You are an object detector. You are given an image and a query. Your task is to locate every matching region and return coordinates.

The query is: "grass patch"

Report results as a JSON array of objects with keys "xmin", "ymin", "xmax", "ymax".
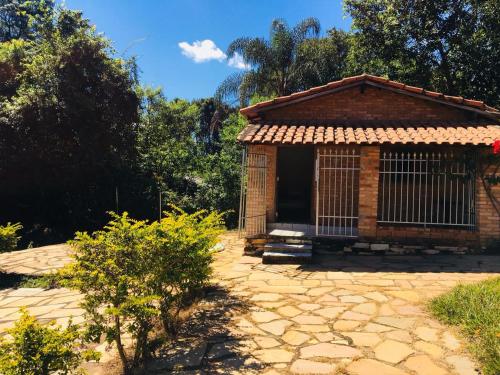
[
  {"xmin": 17, "ymin": 273, "xmax": 62, "ymax": 289},
  {"xmin": 429, "ymin": 277, "xmax": 500, "ymax": 375},
  {"xmin": 0, "ymin": 272, "xmax": 63, "ymax": 290}
]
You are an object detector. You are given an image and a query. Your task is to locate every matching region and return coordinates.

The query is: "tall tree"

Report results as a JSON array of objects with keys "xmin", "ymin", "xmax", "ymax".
[
  {"xmin": 0, "ymin": 8, "xmax": 139, "ymax": 242},
  {"xmin": 0, "ymin": 0, "xmax": 54, "ymax": 42},
  {"xmin": 215, "ymin": 17, "xmax": 321, "ymax": 106},
  {"xmin": 136, "ymin": 88, "xmax": 201, "ymax": 212},
  {"xmin": 296, "ymin": 27, "xmax": 351, "ymax": 90},
  {"xmin": 345, "ymin": 0, "xmax": 500, "ymax": 107}
]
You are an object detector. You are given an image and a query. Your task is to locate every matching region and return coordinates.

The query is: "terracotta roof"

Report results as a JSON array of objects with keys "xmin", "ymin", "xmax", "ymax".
[
  {"xmin": 240, "ymin": 74, "xmax": 500, "ymax": 119},
  {"xmin": 237, "ymin": 121, "xmax": 500, "ymax": 146}
]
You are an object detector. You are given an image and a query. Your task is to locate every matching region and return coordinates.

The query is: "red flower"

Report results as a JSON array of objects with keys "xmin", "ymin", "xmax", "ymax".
[{"xmin": 494, "ymin": 140, "xmax": 500, "ymax": 154}]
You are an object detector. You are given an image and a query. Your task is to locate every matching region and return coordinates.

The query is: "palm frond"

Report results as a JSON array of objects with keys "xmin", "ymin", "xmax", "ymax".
[
  {"xmin": 239, "ymin": 70, "xmax": 263, "ymax": 106},
  {"xmin": 214, "ymin": 72, "xmax": 245, "ymax": 105},
  {"xmin": 270, "ymin": 18, "xmax": 289, "ymax": 37},
  {"xmin": 292, "ymin": 17, "xmax": 321, "ymax": 43},
  {"xmin": 227, "ymin": 37, "xmax": 270, "ymax": 68},
  {"xmin": 226, "ymin": 37, "xmax": 253, "ymax": 57}
]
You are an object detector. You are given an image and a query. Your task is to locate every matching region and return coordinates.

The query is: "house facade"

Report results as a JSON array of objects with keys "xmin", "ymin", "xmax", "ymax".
[{"xmin": 237, "ymin": 75, "xmax": 500, "ymax": 252}]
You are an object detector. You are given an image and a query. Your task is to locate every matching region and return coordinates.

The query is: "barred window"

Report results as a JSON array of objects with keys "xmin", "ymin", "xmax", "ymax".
[{"xmin": 377, "ymin": 148, "xmax": 476, "ymax": 228}]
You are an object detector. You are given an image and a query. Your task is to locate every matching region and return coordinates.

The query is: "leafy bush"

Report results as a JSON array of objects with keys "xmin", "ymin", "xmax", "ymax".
[
  {"xmin": 68, "ymin": 209, "xmax": 224, "ymax": 373},
  {"xmin": 68, "ymin": 213, "xmax": 157, "ymax": 374},
  {"xmin": 148, "ymin": 207, "xmax": 225, "ymax": 335},
  {"xmin": 0, "ymin": 222, "xmax": 22, "ymax": 252},
  {"xmin": 430, "ymin": 277, "xmax": 500, "ymax": 375},
  {"xmin": 0, "ymin": 308, "xmax": 98, "ymax": 375}
]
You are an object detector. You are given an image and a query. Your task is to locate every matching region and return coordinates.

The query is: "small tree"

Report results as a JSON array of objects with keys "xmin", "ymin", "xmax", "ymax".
[
  {"xmin": 0, "ymin": 308, "xmax": 98, "ymax": 375},
  {"xmin": 68, "ymin": 213, "xmax": 158, "ymax": 374},
  {"xmin": 0, "ymin": 222, "xmax": 22, "ymax": 252},
  {"xmin": 147, "ymin": 207, "xmax": 224, "ymax": 336}
]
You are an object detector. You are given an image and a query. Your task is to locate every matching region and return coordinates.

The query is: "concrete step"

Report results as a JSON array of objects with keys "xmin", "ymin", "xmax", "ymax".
[
  {"xmin": 264, "ymin": 243, "xmax": 313, "ymax": 253},
  {"xmin": 262, "ymin": 251, "xmax": 312, "ymax": 264}
]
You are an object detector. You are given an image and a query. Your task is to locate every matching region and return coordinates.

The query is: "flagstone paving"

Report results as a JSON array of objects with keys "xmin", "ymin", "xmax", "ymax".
[
  {"xmin": 206, "ymin": 233, "xmax": 498, "ymax": 374},
  {"xmin": 0, "ymin": 232, "xmax": 499, "ymax": 374},
  {"xmin": 0, "ymin": 243, "xmax": 71, "ymax": 275}
]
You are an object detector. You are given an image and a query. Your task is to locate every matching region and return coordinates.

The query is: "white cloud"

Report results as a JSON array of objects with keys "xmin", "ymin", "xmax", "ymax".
[
  {"xmin": 227, "ymin": 52, "xmax": 251, "ymax": 70},
  {"xmin": 179, "ymin": 40, "xmax": 251, "ymax": 70},
  {"xmin": 178, "ymin": 39, "xmax": 226, "ymax": 63}
]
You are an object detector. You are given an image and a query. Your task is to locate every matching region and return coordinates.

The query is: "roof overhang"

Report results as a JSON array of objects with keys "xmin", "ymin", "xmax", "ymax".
[{"xmin": 237, "ymin": 121, "xmax": 500, "ymax": 146}]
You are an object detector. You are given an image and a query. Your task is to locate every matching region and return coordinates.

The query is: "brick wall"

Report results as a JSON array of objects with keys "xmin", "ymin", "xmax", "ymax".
[
  {"xmin": 358, "ymin": 146, "xmax": 380, "ymax": 238},
  {"xmin": 477, "ymin": 158, "xmax": 500, "ymax": 247},
  {"xmin": 375, "ymin": 226, "xmax": 479, "ymax": 246},
  {"xmin": 263, "ymin": 85, "xmax": 472, "ymax": 122}
]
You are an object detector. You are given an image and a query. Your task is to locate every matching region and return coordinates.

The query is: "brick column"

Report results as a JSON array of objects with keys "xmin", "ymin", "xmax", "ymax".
[
  {"xmin": 476, "ymin": 170, "xmax": 500, "ymax": 248},
  {"xmin": 358, "ymin": 145, "xmax": 380, "ymax": 239}
]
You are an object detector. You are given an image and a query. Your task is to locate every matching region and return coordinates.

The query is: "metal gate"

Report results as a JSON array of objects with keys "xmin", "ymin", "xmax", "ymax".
[
  {"xmin": 238, "ymin": 148, "xmax": 267, "ymax": 237},
  {"xmin": 316, "ymin": 147, "xmax": 360, "ymax": 237}
]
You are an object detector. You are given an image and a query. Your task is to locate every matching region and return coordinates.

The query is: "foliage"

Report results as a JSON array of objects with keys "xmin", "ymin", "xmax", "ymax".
[
  {"xmin": 147, "ymin": 206, "xmax": 225, "ymax": 335},
  {"xmin": 216, "ymin": 18, "xmax": 322, "ymax": 106},
  {"xmin": 344, "ymin": 0, "xmax": 500, "ymax": 107},
  {"xmin": 193, "ymin": 113, "xmax": 246, "ymax": 227},
  {"xmin": 17, "ymin": 272, "xmax": 62, "ymax": 289},
  {"xmin": 430, "ymin": 277, "xmax": 500, "ymax": 375},
  {"xmin": 296, "ymin": 28, "xmax": 351, "ymax": 89},
  {"xmin": 136, "ymin": 88, "xmax": 202, "ymax": 214},
  {"xmin": 0, "ymin": 6, "xmax": 139, "ymax": 243},
  {"xmin": 68, "ymin": 209, "xmax": 223, "ymax": 372},
  {"xmin": 68, "ymin": 212, "xmax": 157, "ymax": 373},
  {"xmin": 0, "ymin": 308, "xmax": 99, "ymax": 375},
  {"xmin": 0, "ymin": 222, "xmax": 22, "ymax": 252},
  {"xmin": 0, "ymin": 0, "xmax": 54, "ymax": 42}
]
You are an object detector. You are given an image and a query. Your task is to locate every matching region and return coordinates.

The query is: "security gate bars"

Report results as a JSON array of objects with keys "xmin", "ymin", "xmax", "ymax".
[
  {"xmin": 238, "ymin": 149, "xmax": 267, "ymax": 237},
  {"xmin": 316, "ymin": 147, "xmax": 360, "ymax": 237},
  {"xmin": 378, "ymin": 151, "xmax": 476, "ymax": 228}
]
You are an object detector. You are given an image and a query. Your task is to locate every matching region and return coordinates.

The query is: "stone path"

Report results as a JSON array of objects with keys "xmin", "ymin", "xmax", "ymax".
[
  {"xmin": 0, "ymin": 287, "xmax": 84, "ymax": 332},
  {"xmin": 204, "ymin": 233, "xmax": 499, "ymax": 374},
  {"xmin": 0, "ymin": 243, "xmax": 83, "ymax": 334},
  {"xmin": 0, "ymin": 243, "xmax": 71, "ymax": 275},
  {"xmin": 1, "ymin": 233, "xmax": 499, "ymax": 374}
]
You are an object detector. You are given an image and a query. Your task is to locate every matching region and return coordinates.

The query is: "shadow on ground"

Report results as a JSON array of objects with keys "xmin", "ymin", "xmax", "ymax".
[
  {"xmin": 142, "ymin": 285, "xmax": 265, "ymax": 374},
  {"xmin": 254, "ymin": 254, "xmax": 500, "ymax": 275}
]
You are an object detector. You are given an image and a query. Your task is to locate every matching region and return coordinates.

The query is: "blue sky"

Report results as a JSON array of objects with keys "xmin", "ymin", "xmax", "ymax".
[{"xmin": 63, "ymin": 0, "xmax": 351, "ymax": 100}]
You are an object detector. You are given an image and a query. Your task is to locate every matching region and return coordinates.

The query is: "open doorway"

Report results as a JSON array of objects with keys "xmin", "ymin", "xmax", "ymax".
[{"xmin": 277, "ymin": 146, "xmax": 314, "ymax": 223}]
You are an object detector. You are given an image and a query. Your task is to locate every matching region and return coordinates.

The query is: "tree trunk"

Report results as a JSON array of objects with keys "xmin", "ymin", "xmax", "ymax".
[{"xmin": 114, "ymin": 315, "xmax": 130, "ymax": 374}]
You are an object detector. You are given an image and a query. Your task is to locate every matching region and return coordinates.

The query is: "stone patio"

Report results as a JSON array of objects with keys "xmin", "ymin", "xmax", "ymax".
[
  {"xmin": 0, "ymin": 243, "xmax": 71, "ymax": 275},
  {"xmin": 1, "ymin": 232, "xmax": 499, "ymax": 374}
]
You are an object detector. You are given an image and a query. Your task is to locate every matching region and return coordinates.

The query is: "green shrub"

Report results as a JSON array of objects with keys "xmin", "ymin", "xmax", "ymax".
[
  {"xmin": 0, "ymin": 308, "xmax": 98, "ymax": 375},
  {"xmin": 148, "ymin": 207, "xmax": 225, "ymax": 335},
  {"xmin": 68, "ymin": 208, "xmax": 224, "ymax": 373},
  {"xmin": 430, "ymin": 277, "xmax": 500, "ymax": 375},
  {"xmin": 68, "ymin": 212, "xmax": 158, "ymax": 374},
  {"xmin": 0, "ymin": 222, "xmax": 22, "ymax": 252}
]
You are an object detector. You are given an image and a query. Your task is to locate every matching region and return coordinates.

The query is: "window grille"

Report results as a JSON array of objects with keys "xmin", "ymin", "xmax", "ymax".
[{"xmin": 378, "ymin": 151, "xmax": 476, "ymax": 228}]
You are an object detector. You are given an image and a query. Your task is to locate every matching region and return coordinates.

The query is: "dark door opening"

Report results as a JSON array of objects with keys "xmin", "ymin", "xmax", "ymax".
[{"xmin": 277, "ymin": 146, "xmax": 314, "ymax": 223}]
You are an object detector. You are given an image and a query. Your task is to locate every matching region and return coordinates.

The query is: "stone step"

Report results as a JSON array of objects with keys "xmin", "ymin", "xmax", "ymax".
[
  {"xmin": 264, "ymin": 243, "xmax": 313, "ymax": 253},
  {"xmin": 267, "ymin": 236, "xmax": 313, "ymax": 245},
  {"xmin": 262, "ymin": 251, "xmax": 312, "ymax": 264}
]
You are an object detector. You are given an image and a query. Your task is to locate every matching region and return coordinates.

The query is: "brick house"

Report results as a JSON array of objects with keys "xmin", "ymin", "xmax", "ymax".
[{"xmin": 237, "ymin": 74, "xmax": 500, "ymax": 261}]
